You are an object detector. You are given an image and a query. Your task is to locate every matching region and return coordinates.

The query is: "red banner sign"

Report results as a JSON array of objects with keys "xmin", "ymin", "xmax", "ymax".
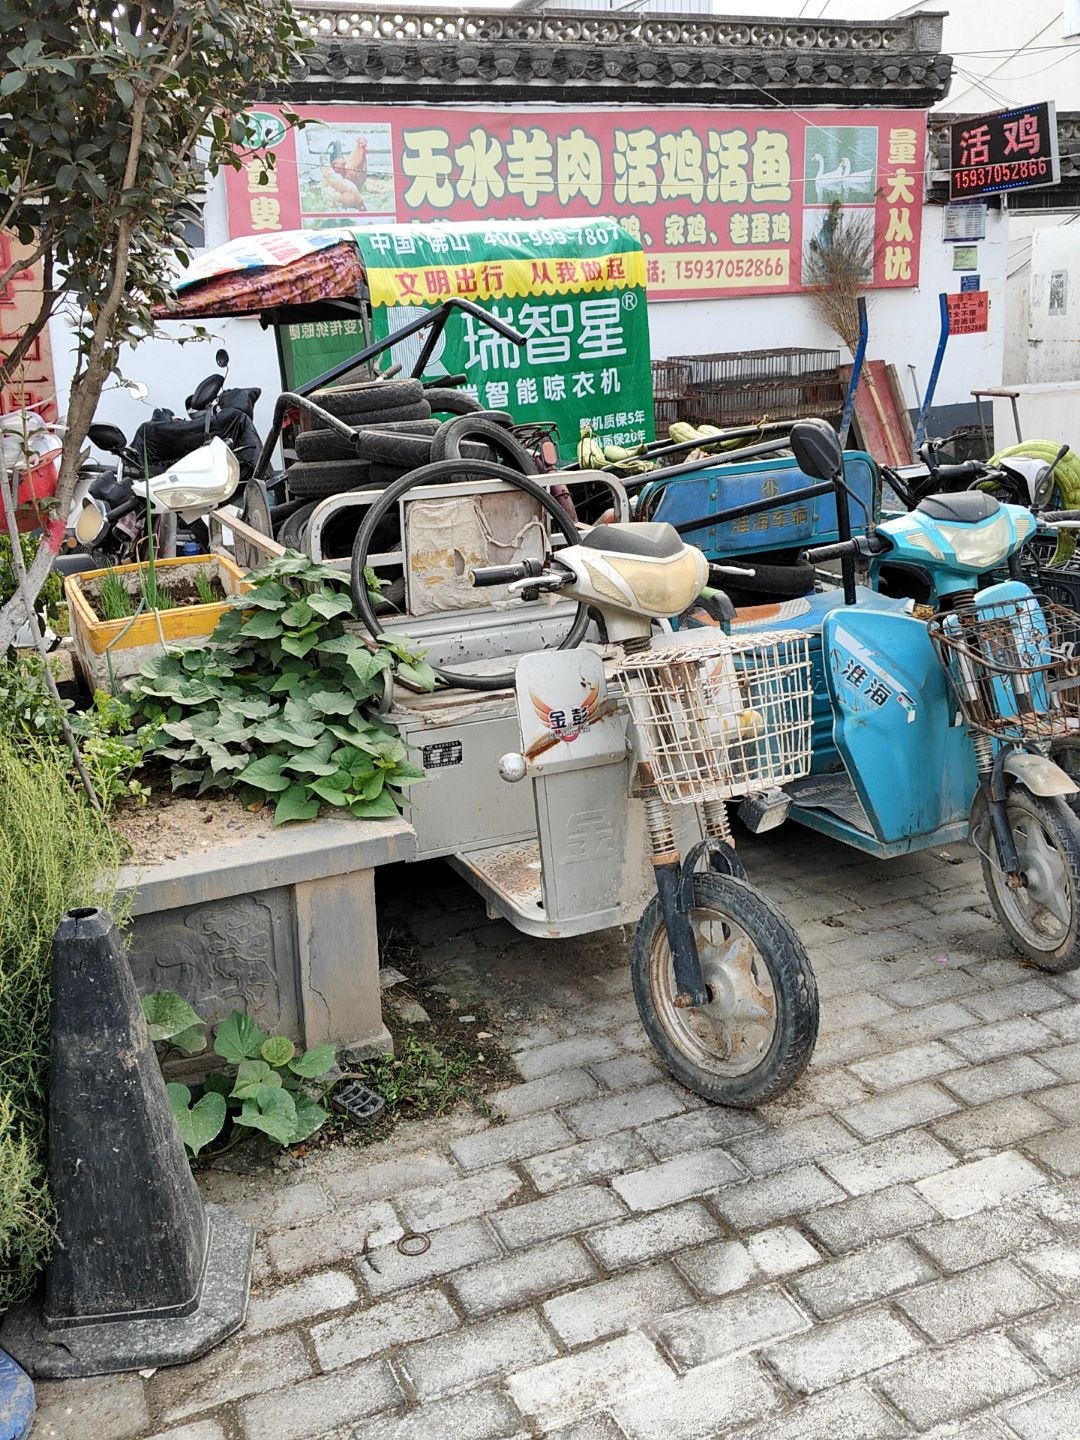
[
  {"xmin": 946, "ymin": 290, "xmax": 990, "ymax": 335},
  {"xmin": 225, "ymin": 104, "xmax": 925, "ymax": 302}
]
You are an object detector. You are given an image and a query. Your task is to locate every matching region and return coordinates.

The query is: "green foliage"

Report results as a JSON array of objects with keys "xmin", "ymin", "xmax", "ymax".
[
  {"xmin": 362, "ymin": 1035, "xmax": 479, "ymax": 1120},
  {"xmin": 0, "ymin": 655, "xmax": 154, "ymax": 808},
  {"xmin": 0, "ymin": 533, "xmax": 62, "ymax": 625},
  {"xmin": 130, "ymin": 554, "xmax": 434, "ymax": 824},
  {"xmin": 0, "ymin": 736, "xmax": 126, "ymax": 1308},
  {"xmin": 143, "ymin": 994, "xmax": 337, "ymax": 1157},
  {"xmin": 97, "ymin": 568, "xmax": 135, "ymax": 622},
  {"xmin": 194, "ymin": 570, "xmax": 216, "ymax": 607}
]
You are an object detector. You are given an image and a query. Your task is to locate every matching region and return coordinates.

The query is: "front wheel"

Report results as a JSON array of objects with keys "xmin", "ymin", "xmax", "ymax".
[
  {"xmin": 631, "ymin": 873, "xmax": 818, "ymax": 1107},
  {"xmin": 976, "ymin": 784, "xmax": 1080, "ymax": 973}
]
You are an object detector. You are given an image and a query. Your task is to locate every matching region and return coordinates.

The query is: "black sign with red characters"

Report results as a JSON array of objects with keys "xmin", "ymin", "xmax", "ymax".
[{"xmin": 950, "ymin": 102, "xmax": 1061, "ymax": 199}]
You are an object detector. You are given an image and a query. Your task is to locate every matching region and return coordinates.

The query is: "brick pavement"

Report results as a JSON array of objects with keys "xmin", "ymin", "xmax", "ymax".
[{"xmin": 29, "ymin": 831, "xmax": 1080, "ymax": 1439}]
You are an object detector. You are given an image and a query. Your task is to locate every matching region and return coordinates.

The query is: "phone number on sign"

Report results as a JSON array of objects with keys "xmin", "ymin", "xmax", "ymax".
[
  {"xmin": 650, "ymin": 249, "xmax": 790, "ymax": 292},
  {"xmin": 955, "ymin": 157, "xmax": 1050, "ymax": 190}
]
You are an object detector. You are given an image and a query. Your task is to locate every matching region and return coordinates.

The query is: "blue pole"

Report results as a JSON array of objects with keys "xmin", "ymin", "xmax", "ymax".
[
  {"xmin": 914, "ymin": 293, "xmax": 950, "ymax": 457},
  {"xmin": 838, "ymin": 296, "xmax": 868, "ymax": 448}
]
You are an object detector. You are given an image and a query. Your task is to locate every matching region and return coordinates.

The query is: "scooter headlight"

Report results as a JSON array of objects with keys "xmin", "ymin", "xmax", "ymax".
[{"xmin": 947, "ymin": 513, "xmax": 1013, "ymax": 570}]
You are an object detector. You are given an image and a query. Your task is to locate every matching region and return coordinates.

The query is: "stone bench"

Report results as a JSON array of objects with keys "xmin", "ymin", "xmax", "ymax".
[{"xmin": 118, "ymin": 817, "xmax": 416, "ymax": 1057}]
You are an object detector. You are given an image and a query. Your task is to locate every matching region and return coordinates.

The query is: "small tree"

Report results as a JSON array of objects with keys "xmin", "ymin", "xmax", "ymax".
[
  {"xmin": 801, "ymin": 201, "xmax": 878, "ymax": 356},
  {"xmin": 0, "ymin": 0, "xmax": 310, "ymax": 650}
]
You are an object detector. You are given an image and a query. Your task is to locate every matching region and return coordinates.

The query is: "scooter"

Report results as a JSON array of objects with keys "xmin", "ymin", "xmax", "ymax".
[{"xmin": 722, "ymin": 419, "xmax": 1080, "ymax": 974}]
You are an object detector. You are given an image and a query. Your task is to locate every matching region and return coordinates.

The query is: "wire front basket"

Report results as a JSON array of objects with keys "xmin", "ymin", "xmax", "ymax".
[
  {"xmin": 928, "ymin": 595, "xmax": 1080, "ymax": 746},
  {"xmin": 616, "ymin": 630, "xmax": 814, "ymax": 805}
]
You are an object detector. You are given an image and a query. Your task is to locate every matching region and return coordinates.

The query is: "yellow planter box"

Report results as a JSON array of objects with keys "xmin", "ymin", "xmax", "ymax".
[{"xmin": 64, "ymin": 553, "xmax": 249, "ymax": 692}]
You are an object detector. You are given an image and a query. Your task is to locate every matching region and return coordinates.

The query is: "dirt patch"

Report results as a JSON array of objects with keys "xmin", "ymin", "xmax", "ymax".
[{"xmin": 111, "ymin": 788, "xmax": 278, "ymax": 865}]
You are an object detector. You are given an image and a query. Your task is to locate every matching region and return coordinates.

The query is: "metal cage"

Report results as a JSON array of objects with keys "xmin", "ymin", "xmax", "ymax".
[
  {"xmin": 616, "ymin": 630, "xmax": 814, "ymax": 805},
  {"xmin": 928, "ymin": 596, "xmax": 1080, "ymax": 747}
]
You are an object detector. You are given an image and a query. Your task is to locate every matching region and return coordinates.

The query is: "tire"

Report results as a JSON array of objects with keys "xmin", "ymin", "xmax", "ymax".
[
  {"xmin": 310, "ymin": 379, "xmax": 424, "ymax": 416},
  {"xmin": 976, "ymin": 785, "xmax": 1080, "ymax": 972},
  {"xmin": 312, "ymin": 401, "xmax": 433, "ymax": 432},
  {"xmin": 286, "ymin": 459, "xmax": 372, "ymax": 500},
  {"xmin": 430, "ymin": 415, "xmax": 537, "ymax": 474},
  {"xmin": 631, "ymin": 872, "xmax": 819, "ymax": 1106},
  {"xmin": 421, "ymin": 387, "xmax": 485, "ymax": 416},
  {"xmin": 369, "ymin": 463, "xmax": 411, "ymax": 487},
  {"xmin": 276, "ymin": 500, "xmax": 319, "ymax": 550},
  {"xmin": 295, "ymin": 419, "xmax": 439, "ymax": 462}
]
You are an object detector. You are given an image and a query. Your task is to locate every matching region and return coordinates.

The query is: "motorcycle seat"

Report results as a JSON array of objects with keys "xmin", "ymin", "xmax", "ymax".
[{"xmin": 917, "ymin": 491, "xmax": 1001, "ymax": 524}]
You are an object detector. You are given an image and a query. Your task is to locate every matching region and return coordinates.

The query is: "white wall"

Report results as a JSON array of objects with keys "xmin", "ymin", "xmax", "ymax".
[
  {"xmin": 992, "ymin": 382, "xmax": 1080, "ymax": 443},
  {"xmin": 647, "ymin": 202, "xmax": 1009, "ymax": 414},
  {"xmin": 1026, "ymin": 222, "xmax": 1080, "ymax": 382}
]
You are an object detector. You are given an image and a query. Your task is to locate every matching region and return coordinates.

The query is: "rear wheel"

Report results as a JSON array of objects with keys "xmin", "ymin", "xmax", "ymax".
[
  {"xmin": 976, "ymin": 784, "xmax": 1080, "ymax": 972},
  {"xmin": 631, "ymin": 873, "xmax": 818, "ymax": 1107}
]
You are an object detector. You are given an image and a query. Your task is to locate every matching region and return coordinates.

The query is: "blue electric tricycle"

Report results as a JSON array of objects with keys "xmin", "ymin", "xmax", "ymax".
[{"xmin": 693, "ymin": 420, "xmax": 1080, "ymax": 974}]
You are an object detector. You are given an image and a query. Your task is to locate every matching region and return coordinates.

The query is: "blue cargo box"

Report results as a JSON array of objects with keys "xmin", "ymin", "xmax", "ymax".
[{"xmin": 647, "ymin": 451, "xmax": 878, "ymax": 558}]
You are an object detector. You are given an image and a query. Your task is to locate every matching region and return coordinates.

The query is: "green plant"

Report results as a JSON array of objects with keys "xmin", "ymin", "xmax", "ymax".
[
  {"xmin": 0, "ymin": 532, "xmax": 63, "ymax": 628},
  {"xmin": 139, "ymin": 568, "xmax": 175, "ymax": 613},
  {"xmin": 0, "ymin": 735, "xmax": 126, "ymax": 1308},
  {"xmin": 130, "ymin": 553, "xmax": 433, "ymax": 824},
  {"xmin": 194, "ymin": 570, "xmax": 216, "ymax": 607},
  {"xmin": 141, "ymin": 992, "xmax": 336, "ymax": 1156},
  {"xmin": 362, "ymin": 1035, "xmax": 479, "ymax": 1119},
  {"xmin": 97, "ymin": 568, "xmax": 135, "ymax": 622}
]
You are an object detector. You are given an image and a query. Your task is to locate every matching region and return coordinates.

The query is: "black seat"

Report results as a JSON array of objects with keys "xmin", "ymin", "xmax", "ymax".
[
  {"xmin": 916, "ymin": 491, "xmax": 1001, "ymax": 524},
  {"xmin": 581, "ymin": 522, "xmax": 683, "ymax": 559}
]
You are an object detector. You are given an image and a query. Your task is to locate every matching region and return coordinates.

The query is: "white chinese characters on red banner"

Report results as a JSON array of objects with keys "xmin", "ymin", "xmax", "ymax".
[{"xmin": 0, "ymin": 236, "xmax": 58, "ymax": 422}]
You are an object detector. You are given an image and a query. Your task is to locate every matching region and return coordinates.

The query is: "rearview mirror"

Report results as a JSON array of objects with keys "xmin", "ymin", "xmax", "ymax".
[
  {"xmin": 215, "ymin": 349, "xmax": 230, "ymax": 370},
  {"xmin": 790, "ymin": 419, "xmax": 844, "ymax": 482},
  {"xmin": 87, "ymin": 423, "xmax": 129, "ymax": 455}
]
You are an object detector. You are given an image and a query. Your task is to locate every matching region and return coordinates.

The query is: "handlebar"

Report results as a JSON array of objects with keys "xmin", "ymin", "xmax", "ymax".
[
  {"xmin": 1043, "ymin": 510, "xmax": 1080, "ymax": 524},
  {"xmin": 470, "ymin": 559, "xmax": 546, "ymax": 587},
  {"xmin": 934, "ymin": 460, "xmax": 983, "ymax": 483},
  {"xmin": 804, "ymin": 534, "xmax": 890, "ymax": 565},
  {"xmin": 105, "ymin": 494, "xmax": 142, "ymax": 524}
]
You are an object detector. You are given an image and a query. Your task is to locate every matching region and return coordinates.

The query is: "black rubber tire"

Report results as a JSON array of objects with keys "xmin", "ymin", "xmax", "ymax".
[
  {"xmin": 632, "ymin": 872, "xmax": 819, "ymax": 1107},
  {"xmin": 310, "ymin": 379, "xmax": 424, "ymax": 416},
  {"xmin": 976, "ymin": 785, "xmax": 1080, "ymax": 973},
  {"xmin": 295, "ymin": 419, "xmax": 440, "ymax": 463},
  {"xmin": 369, "ymin": 463, "xmax": 411, "ymax": 487},
  {"xmin": 349, "ymin": 459, "xmax": 587, "ymax": 691},
  {"xmin": 276, "ymin": 500, "xmax": 319, "ymax": 550},
  {"xmin": 430, "ymin": 415, "xmax": 537, "ymax": 474},
  {"xmin": 421, "ymin": 387, "xmax": 485, "ymax": 416},
  {"xmin": 286, "ymin": 459, "xmax": 372, "ymax": 500},
  {"xmin": 312, "ymin": 401, "xmax": 433, "ymax": 432}
]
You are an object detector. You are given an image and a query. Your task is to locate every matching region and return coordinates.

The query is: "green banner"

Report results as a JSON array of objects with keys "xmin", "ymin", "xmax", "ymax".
[{"xmin": 280, "ymin": 219, "xmax": 654, "ymax": 463}]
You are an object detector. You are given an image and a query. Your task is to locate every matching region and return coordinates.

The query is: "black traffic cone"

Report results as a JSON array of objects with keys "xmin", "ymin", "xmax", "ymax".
[{"xmin": 1, "ymin": 908, "xmax": 253, "ymax": 1379}]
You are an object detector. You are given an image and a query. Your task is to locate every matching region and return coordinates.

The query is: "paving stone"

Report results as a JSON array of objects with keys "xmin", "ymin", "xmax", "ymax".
[
  {"xmin": 514, "ymin": 1035, "xmax": 621, "ymax": 1079},
  {"xmin": 398, "ymin": 1166, "xmax": 525, "ymax": 1232},
  {"xmin": 963, "ymin": 979, "xmax": 1067, "ymax": 1021},
  {"xmin": 144, "ymin": 1426, "xmax": 226, "ymax": 1440},
  {"xmin": 821, "ymin": 1129, "xmax": 955, "ymax": 1197},
  {"xmin": 914, "ymin": 1202, "xmax": 1060, "ymax": 1272},
  {"xmin": 321, "ymin": 1151, "xmax": 457, "ymax": 1205},
  {"xmin": 611, "ymin": 1356, "xmax": 780, "ymax": 1440},
  {"xmin": 1040, "ymin": 1043, "xmax": 1080, "ymax": 1080},
  {"xmin": 564, "ymin": 1084, "xmax": 688, "ymax": 1141},
  {"xmin": 823, "ymin": 990, "xmax": 899, "ymax": 1029},
  {"xmin": 523, "ymin": 1133, "xmax": 653, "ymax": 1194},
  {"xmin": 507, "ymin": 1333, "xmax": 674, "ymax": 1432},
  {"xmin": 1040, "ymin": 1004, "xmax": 1080, "ymax": 1040},
  {"xmin": 402, "ymin": 1308, "xmax": 557, "ymax": 1400},
  {"xmin": 940, "ymin": 1054, "xmax": 1058, "ymax": 1105},
  {"xmin": 873, "ymin": 1332, "xmax": 1043, "ymax": 1429},
  {"xmin": 543, "ymin": 1263, "xmax": 693, "ymax": 1346},
  {"xmin": 1025, "ymin": 1126, "xmax": 1080, "ymax": 1178},
  {"xmin": 451, "ymin": 1113, "xmax": 576, "ymax": 1170},
  {"xmin": 311, "ymin": 1287, "xmax": 459, "ymax": 1370},
  {"xmin": 792, "ymin": 1238, "xmax": 936, "ymax": 1319},
  {"xmin": 1035, "ymin": 1081, "xmax": 1080, "ymax": 1122},
  {"xmin": 1002, "ymin": 1380, "xmax": 1080, "ymax": 1440},
  {"xmin": 1023, "ymin": 1241, "xmax": 1080, "ymax": 1298},
  {"xmin": 493, "ymin": 1182, "xmax": 625, "ymax": 1249},
  {"xmin": 591, "ymin": 1054, "xmax": 663, "ymax": 1091},
  {"xmin": 331, "ymin": 1387, "xmax": 524, "ymax": 1440},
  {"xmin": 724, "ymin": 1115, "xmax": 859, "ymax": 1176},
  {"xmin": 839, "ymin": 1081, "xmax": 960, "ymax": 1141},
  {"xmin": 915, "ymin": 1150, "xmax": 1046, "ymax": 1219},
  {"xmin": 634, "ymin": 1107, "xmax": 760, "ymax": 1158},
  {"xmin": 930, "ymin": 1095, "xmax": 1056, "ymax": 1156},
  {"xmin": 896, "ymin": 1257, "xmax": 1050, "ymax": 1341},
  {"xmin": 869, "ymin": 1000, "xmax": 979, "ymax": 1047},
  {"xmin": 246, "ymin": 1268, "xmax": 358, "ymax": 1334},
  {"xmin": 1012, "ymin": 1302, "xmax": 1080, "ymax": 1378},
  {"xmin": 763, "ymin": 1308, "xmax": 921, "ymax": 1393},
  {"xmin": 711, "ymin": 1164, "xmax": 845, "ymax": 1229},
  {"xmin": 657, "ymin": 1284, "xmax": 808, "ymax": 1369},
  {"xmin": 239, "ymin": 1359, "xmax": 401, "ymax": 1440},
  {"xmin": 545, "ymin": 1419, "xmax": 629, "ymax": 1440},
  {"xmin": 849, "ymin": 1041, "xmax": 966, "ymax": 1091},
  {"xmin": 361, "ymin": 1219, "xmax": 501, "ymax": 1295},
  {"xmin": 674, "ymin": 1237, "xmax": 758, "ymax": 1297},
  {"xmin": 587, "ymin": 1201, "xmax": 722, "ymax": 1271},
  {"xmin": 746, "ymin": 1226, "xmax": 821, "ymax": 1276},
  {"xmin": 450, "ymin": 1237, "xmax": 595, "ymax": 1317},
  {"xmin": 492, "ymin": 1068, "xmax": 599, "ymax": 1119},
  {"xmin": 152, "ymin": 1331, "xmax": 311, "ymax": 1424},
  {"xmin": 265, "ymin": 1198, "xmax": 402, "ymax": 1278},
  {"xmin": 212, "ymin": 1178, "xmax": 332, "ymax": 1235},
  {"xmin": 728, "ymin": 1382, "xmax": 907, "ymax": 1440},
  {"xmin": 610, "ymin": 1149, "xmax": 741, "ymax": 1211},
  {"xmin": 947, "ymin": 1015, "xmax": 1056, "ymax": 1063},
  {"xmin": 31, "ymin": 1375, "xmax": 151, "ymax": 1440},
  {"xmin": 877, "ymin": 970, "xmax": 982, "ymax": 1008}
]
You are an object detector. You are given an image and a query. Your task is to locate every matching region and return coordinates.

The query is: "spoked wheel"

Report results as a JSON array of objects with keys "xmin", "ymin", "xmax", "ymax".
[
  {"xmin": 631, "ymin": 872, "xmax": 818, "ymax": 1107},
  {"xmin": 976, "ymin": 785, "xmax": 1080, "ymax": 972}
]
